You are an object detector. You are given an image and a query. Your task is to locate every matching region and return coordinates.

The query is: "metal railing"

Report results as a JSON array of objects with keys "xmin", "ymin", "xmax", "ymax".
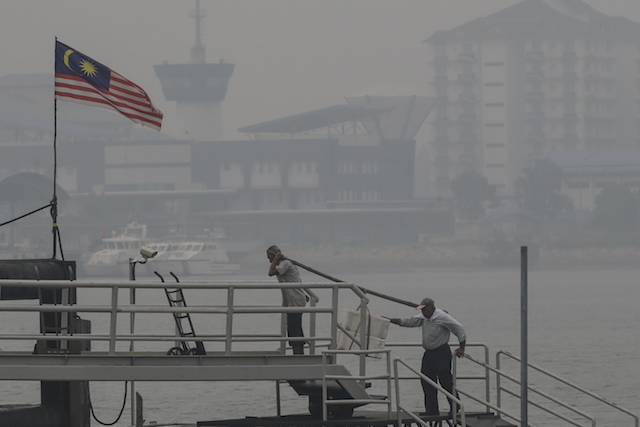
[
  {"xmin": 321, "ymin": 348, "xmax": 392, "ymax": 421},
  {"xmin": 387, "ymin": 341, "xmax": 492, "ymax": 410},
  {"xmin": 497, "ymin": 350, "xmax": 639, "ymax": 427},
  {"xmin": 0, "ymin": 279, "xmax": 369, "ymax": 356},
  {"xmin": 386, "ymin": 341, "xmax": 637, "ymax": 427},
  {"xmin": 394, "ymin": 357, "xmax": 467, "ymax": 427}
]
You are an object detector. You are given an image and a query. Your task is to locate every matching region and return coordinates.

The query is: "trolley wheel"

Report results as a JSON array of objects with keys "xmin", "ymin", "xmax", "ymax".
[
  {"xmin": 331, "ymin": 405, "xmax": 354, "ymax": 418},
  {"xmin": 167, "ymin": 346, "xmax": 184, "ymax": 355},
  {"xmin": 308, "ymin": 396, "xmax": 354, "ymax": 419},
  {"xmin": 187, "ymin": 347, "xmax": 199, "ymax": 355},
  {"xmin": 308, "ymin": 396, "xmax": 322, "ymax": 418}
]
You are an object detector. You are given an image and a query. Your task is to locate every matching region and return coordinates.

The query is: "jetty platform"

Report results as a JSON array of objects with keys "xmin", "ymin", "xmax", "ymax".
[{"xmin": 0, "ymin": 276, "xmax": 637, "ymax": 427}]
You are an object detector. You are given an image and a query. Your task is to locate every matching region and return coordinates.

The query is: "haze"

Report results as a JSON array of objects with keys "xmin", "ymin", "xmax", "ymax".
[{"xmin": 1, "ymin": 0, "xmax": 637, "ymax": 140}]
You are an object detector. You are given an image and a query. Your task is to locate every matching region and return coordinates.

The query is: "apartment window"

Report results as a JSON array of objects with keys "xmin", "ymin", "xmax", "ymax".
[
  {"xmin": 486, "ymin": 143, "xmax": 505, "ymax": 147},
  {"xmin": 485, "ymin": 103, "xmax": 504, "ymax": 107},
  {"xmin": 485, "ymin": 62, "xmax": 504, "ymax": 67},
  {"xmin": 486, "ymin": 164, "xmax": 505, "ymax": 168},
  {"xmin": 486, "ymin": 123, "xmax": 505, "ymax": 127},
  {"xmin": 361, "ymin": 161, "xmax": 379, "ymax": 174},
  {"xmin": 485, "ymin": 82, "xmax": 504, "ymax": 87}
]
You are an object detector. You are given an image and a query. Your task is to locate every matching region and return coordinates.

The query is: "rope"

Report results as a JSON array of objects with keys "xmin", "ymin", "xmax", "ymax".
[
  {"xmin": 89, "ymin": 381, "xmax": 129, "ymax": 426},
  {"xmin": 0, "ymin": 203, "xmax": 51, "ymax": 228}
]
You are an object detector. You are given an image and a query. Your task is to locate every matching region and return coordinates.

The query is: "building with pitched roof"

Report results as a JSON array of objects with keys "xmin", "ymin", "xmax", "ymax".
[{"xmin": 423, "ymin": 0, "xmax": 640, "ymax": 197}]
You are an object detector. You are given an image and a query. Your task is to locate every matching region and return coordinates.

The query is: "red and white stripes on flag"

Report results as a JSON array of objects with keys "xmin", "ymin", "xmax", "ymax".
[
  {"xmin": 55, "ymin": 41, "xmax": 163, "ymax": 131},
  {"xmin": 55, "ymin": 71, "xmax": 163, "ymax": 131}
]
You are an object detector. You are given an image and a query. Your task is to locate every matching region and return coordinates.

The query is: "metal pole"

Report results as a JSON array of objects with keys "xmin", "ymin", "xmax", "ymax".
[
  {"xmin": 521, "ymin": 246, "xmax": 528, "ymax": 427},
  {"xmin": 129, "ymin": 269, "xmax": 136, "ymax": 427}
]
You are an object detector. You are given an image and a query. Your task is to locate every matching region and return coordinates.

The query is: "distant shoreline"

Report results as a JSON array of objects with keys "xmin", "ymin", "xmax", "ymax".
[{"xmin": 237, "ymin": 243, "xmax": 640, "ymax": 271}]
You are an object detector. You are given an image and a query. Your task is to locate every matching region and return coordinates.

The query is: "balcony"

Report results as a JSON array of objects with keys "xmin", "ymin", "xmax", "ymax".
[
  {"xmin": 433, "ymin": 75, "xmax": 448, "ymax": 85},
  {"xmin": 457, "ymin": 73, "xmax": 477, "ymax": 82},
  {"xmin": 458, "ymin": 93, "xmax": 477, "ymax": 103},
  {"xmin": 457, "ymin": 53, "xmax": 477, "ymax": 62},
  {"xmin": 525, "ymin": 91, "xmax": 545, "ymax": 101},
  {"xmin": 432, "ymin": 55, "xmax": 448, "ymax": 64},
  {"xmin": 525, "ymin": 71, "xmax": 545, "ymax": 80},
  {"xmin": 526, "ymin": 111, "xmax": 546, "ymax": 121},
  {"xmin": 458, "ymin": 132, "xmax": 478, "ymax": 143},
  {"xmin": 459, "ymin": 151, "xmax": 477, "ymax": 162},
  {"xmin": 527, "ymin": 131, "xmax": 546, "ymax": 140},
  {"xmin": 524, "ymin": 50, "xmax": 545, "ymax": 61},
  {"xmin": 459, "ymin": 113, "xmax": 477, "ymax": 123}
]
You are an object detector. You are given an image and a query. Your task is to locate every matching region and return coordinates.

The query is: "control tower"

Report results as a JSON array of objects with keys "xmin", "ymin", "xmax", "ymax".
[{"xmin": 154, "ymin": 0, "xmax": 234, "ymax": 141}]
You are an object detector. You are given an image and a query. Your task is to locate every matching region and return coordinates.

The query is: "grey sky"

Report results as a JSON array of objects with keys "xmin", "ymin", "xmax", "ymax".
[{"xmin": 2, "ymin": 0, "xmax": 639, "ymax": 139}]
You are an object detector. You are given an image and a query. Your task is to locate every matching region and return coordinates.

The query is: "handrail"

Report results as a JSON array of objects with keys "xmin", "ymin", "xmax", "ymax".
[
  {"xmin": 0, "ymin": 279, "xmax": 368, "ymax": 357},
  {"xmin": 464, "ymin": 353, "xmax": 592, "ymax": 427},
  {"xmin": 497, "ymin": 350, "xmax": 639, "ymax": 427},
  {"xmin": 388, "ymin": 341, "xmax": 492, "ymax": 409},
  {"xmin": 322, "ymin": 348, "xmax": 392, "ymax": 422},
  {"xmin": 394, "ymin": 358, "xmax": 467, "ymax": 427}
]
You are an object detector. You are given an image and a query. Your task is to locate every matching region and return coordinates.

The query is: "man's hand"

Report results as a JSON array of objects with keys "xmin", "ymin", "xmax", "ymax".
[
  {"xmin": 382, "ymin": 316, "xmax": 399, "ymax": 325},
  {"xmin": 274, "ymin": 252, "xmax": 284, "ymax": 262},
  {"xmin": 455, "ymin": 347, "xmax": 465, "ymax": 358}
]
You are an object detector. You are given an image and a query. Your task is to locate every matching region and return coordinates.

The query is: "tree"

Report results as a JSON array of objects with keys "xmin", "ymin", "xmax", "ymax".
[
  {"xmin": 592, "ymin": 183, "xmax": 640, "ymax": 234},
  {"xmin": 515, "ymin": 158, "xmax": 573, "ymax": 218},
  {"xmin": 450, "ymin": 170, "xmax": 496, "ymax": 221}
]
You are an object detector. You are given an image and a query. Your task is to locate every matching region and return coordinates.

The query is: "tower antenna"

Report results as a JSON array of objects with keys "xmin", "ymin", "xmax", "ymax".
[{"xmin": 190, "ymin": 0, "xmax": 206, "ymax": 64}]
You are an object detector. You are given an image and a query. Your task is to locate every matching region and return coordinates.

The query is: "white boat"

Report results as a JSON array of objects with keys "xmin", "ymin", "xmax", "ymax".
[
  {"xmin": 160, "ymin": 239, "xmax": 240, "ymax": 276},
  {"xmin": 82, "ymin": 222, "xmax": 148, "ymax": 277}
]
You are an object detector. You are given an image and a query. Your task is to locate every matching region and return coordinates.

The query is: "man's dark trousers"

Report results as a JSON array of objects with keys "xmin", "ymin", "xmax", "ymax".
[{"xmin": 420, "ymin": 344, "xmax": 458, "ymax": 414}]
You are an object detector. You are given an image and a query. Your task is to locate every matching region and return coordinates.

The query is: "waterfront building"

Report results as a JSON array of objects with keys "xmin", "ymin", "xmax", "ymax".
[{"xmin": 423, "ymin": 0, "xmax": 640, "ymax": 197}]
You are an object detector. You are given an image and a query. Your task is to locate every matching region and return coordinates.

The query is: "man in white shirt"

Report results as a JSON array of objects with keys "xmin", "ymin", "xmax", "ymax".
[
  {"xmin": 385, "ymin": 297, "xmax": 466, "ymax": 416},
  {"xmin": 267, "ymin": 245, "xmax": 308, "ymax": 355}
]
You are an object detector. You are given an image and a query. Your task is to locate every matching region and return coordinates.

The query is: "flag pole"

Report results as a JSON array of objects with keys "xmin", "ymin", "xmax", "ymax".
[{"xmin": 51, "ymin": 37, "xmax": 61, "ymax": 260}]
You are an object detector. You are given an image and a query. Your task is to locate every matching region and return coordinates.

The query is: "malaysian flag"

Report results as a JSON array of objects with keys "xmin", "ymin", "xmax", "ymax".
[{"xmin": 55, "ymin": 41, "xmax": 163, "ymax": 131}]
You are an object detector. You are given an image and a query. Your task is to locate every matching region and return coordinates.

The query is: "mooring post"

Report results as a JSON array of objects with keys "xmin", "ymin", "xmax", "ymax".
[
  {"xmin": 521, "ymin": 246, "xmax": 528, "ymax": 427},
  {"xmin": 136, "ymin": 392, "xmax": 144, "ymax": 427}
]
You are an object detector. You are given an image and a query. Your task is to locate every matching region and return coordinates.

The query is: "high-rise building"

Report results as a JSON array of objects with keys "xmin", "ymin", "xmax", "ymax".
[{"xmin": 423, "ymin": 0, "xmax": 640, "ymax": 197}]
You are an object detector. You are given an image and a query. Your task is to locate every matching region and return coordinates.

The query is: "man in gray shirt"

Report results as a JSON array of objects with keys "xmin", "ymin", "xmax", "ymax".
[
  {"xmin": 267, "ymin": 245, "xmax": 308, "ymax": 355},
  {"xmin": 385, "ymin": 297, "xmax": 466, "ymax": 416}
]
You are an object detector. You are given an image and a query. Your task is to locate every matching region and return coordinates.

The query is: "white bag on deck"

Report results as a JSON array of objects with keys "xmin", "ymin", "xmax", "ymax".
[{"xmin": 336, "ymin": 308, "xmax": 390, "ymax": 358}]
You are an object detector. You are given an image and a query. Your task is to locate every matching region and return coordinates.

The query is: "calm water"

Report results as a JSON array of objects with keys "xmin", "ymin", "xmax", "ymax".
[{"xmin": 0, "ymin": 266, "xmax": 638, "ymax": 426}]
